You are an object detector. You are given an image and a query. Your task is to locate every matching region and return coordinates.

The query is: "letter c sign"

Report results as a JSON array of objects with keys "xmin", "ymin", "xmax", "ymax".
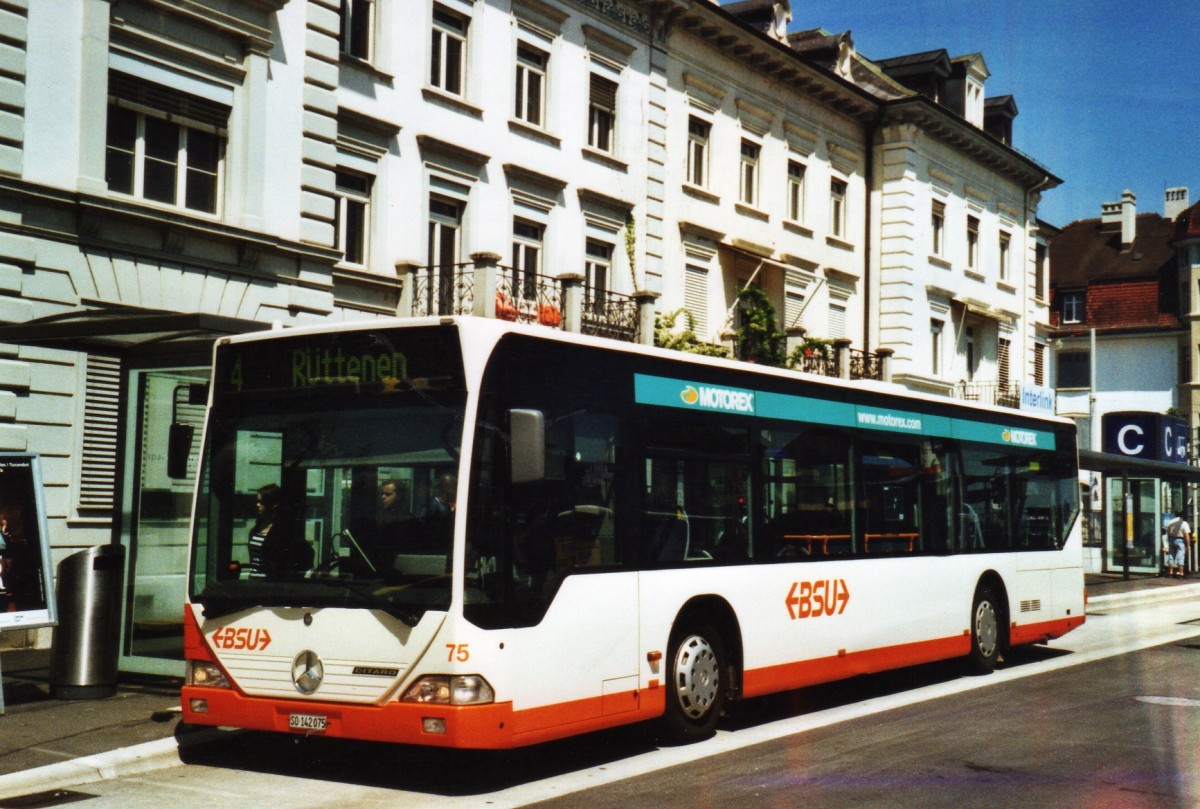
[{"xmin": 1118, "ymin": 424, "xmax": 1144, "ymax": 456}]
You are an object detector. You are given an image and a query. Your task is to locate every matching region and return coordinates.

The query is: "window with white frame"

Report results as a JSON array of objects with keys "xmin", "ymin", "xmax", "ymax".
[
  {"xmin": 787, "ymin": 160, "xmax": 806, "ymax": 222},
  {"xmin": 334, "ymin": 170, "xmax": 371, "ymax": 267},
  {"xmin": 105, "ymin": 72, "xmax": 227, "ymax": 215},
  {"xmin": 1061, "ymin": 290, "xmax": 1084, "ymax": 324},
  {"xmin": 930, "ymin": 318, "xmax": 943, "ymax": 375},
  {"xmin": 514, "ymin": 43, "xmax": 548, "ymax": 127},
  {"xmin": 511, "ymin": 218, "xmax": 543, "ymax": 299},
  {"xmin": 1034, "ymin": 341, "xmax": 1046, "ymax": 386},
  {"xmin": 739, "ymin": 139, "xmax": 760, "ymax": 207},
  {"xmin": 998, "ymin": 231, "xmax": 1011, "ymax": 282},
  {"xmin": 340, "ymin": 0, "xmax": 373, "ymax": 61},
  {"xmin": 784, "ymin": 269, "xmax": 807, "ymax": 329},
  {"xmin": 931, "ymin": 200, "xmax": 945, "ymax": 256},
  {"xmin": 830, "ymin": 178, "xmax": 847, "ymax": 238},
  {"xmin": 588, "ymin": 74, "xmax": 617, "ymax": 153},
  {"xmin": 1035, "ymin": 242, "xmax": 1046, "ymax": 299},
  {"xmin": 687, "ymin": 116, "xmax": 710, "ymax": 188},
  {"xmin": 585, "ymin": 239, "xmax": 612, "ymax": 313},
  {"xmin": 428, "ymin": 195, "xmax": 464, "ymax": 315},
  {"xmin": 966, "ymin": 215, "xmax": 979, "ymax": 269},
  {"xmin": 430, "ymin": 5, "xmax": 467, "ymax": 95},
  {"xmin": 684, "ymin": 264, "xmax": 709, "ymax": 336},
  {"xmin": 829, "ymin": 294, "xmax": 847, "ymax": 338}
]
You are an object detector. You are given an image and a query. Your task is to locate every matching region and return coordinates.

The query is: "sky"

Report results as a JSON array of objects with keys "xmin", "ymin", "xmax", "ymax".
[{"xmin": 776, "ymin": 0, "xmax": 1200, "ymax": 227}]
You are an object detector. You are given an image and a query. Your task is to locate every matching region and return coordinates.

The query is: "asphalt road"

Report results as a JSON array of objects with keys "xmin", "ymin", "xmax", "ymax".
[{"xmin": 9, "ymin": 597, "xmax": 1200, "ymax": 808}]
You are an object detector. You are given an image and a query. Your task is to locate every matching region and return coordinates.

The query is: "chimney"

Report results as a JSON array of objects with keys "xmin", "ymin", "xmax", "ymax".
[
  {"xmin": 1165, "ymin": 187, "xmax": 1190, "ymax": 221},
  {"xmin": 1120, "ymin": 189, "xmax": 1136, "ymax": 246}
]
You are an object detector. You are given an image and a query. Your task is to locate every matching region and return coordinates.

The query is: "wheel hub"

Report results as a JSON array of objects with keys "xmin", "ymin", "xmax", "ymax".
[
  {"xmin": 672, "ymin": 634, "xmax": 719, "ymax": 719},
  {"xmin": 975, "ymin": 600, "xmax": 998, "ymax": 658}
]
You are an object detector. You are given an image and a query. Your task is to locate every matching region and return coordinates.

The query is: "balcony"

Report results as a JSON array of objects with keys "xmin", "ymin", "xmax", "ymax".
[
  {"xmin": 405, "ymin": 254, "xmax": 646, "ymax": 344},
  {"xmin": 953, "ymin": 381, "xmax": 1024, "ymax": 409}
]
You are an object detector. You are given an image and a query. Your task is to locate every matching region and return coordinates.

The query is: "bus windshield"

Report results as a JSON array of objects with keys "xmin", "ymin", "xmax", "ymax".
[{"xmin": 189, "ymin": 326, "xmax": 466, "ymax": 624}]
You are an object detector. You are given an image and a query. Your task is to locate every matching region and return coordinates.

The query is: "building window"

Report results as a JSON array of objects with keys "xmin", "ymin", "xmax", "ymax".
[
  {"xmin": 965, "ymin": 326, "xmax": 976, "ymax": 381},
  {"xmin": 341, "ymin": 0, "xmax": 373, "ymax": 61},
  {"xmin": 931, "ymin": 200, "xmax": 945, "ymax": 256},
  {"xmin": 1061, "ymin": 290, "xmax": 1085, "ymax": 324},
  {"xmin": 334, "ymin": 170, "xmax": 371, "ymax": 266},
  {"xmin": 430, "ymin": 5, "xmax": 467, "ymax": 95},
  {"xmin": 1034, "ymin": 342, "xmax": 1046, "ymax": 386},
  {"xmin": 930, "ymin": 318, "xmax": 943, "ymax": 375},
  {"xmin": 685, "ymin": 265, "xmax": 709, "ymax": 336},
  {"xmin": 1056, "ymin": 351, "xmax": 1089, "ymax": 389},
  {"xmin": 998, "ymin": 337, "xmax": 1011, "ymax": 389},
  {"xmin": 514, "ymin": 43, "xmax": 547, "ymax": 127},
  {"xmin": 966, "ymin": 215, "xmax": 979, "ymax": 269},
  {"xmin": 829, "ymin": 296, "xmax": 847, "ymax": 338},
  {"xmin": 511, "ymin": 218, "xmax": 543, "ymax": 298},
  {"xmin": 588, "ymin": 74, "xmax": 616, "ymax": 153},
  {"xmin": 787, "ymin": 160, "xmax": 806, "ymax": 222},
  {"xmin": 105, "ymin": 74, "xmax": 227, "ymax": 215},
  {"xmin": 687, "ymin": 117, "xmax": 709, "ymax": 188},
  {"xmin": 998, "ymin": 232, "xmax": 1011, "ymax": 282},
  {"xmin": 739, "ymin": 140, "xmax": 759, "ymax": 207},
  {"xmin": 1035, "ymin": 243, "xmax": 1047, "ymax": 299},
  {"xmin": 830, "ymin": 178, "xmax": 847, "ymax": 238},
  {"xmin": 585, "ymin": 239, "xmax": 612, "ymax": 313},
  {"xmin": 427, "ymin": 195, "xmax": 464, "ymax": 315}
]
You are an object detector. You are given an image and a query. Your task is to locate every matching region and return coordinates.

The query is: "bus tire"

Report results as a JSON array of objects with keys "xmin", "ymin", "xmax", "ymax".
[
  {"xmin": 661, "ymin": 624, "xmax": 726, "ymax": 744},
  {"xmin": 968, "ymin": 585, "xmax": 1002, "ymax": 673}
]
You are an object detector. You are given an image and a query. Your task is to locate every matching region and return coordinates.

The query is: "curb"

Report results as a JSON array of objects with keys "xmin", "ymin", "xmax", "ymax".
[
  {"xmin": 1087, "ymin": 582, "xmax": 1200, "ymax": 612},
  {"xmin": 0, "ymin": 727, "xmax": 226, "ymax": 801}
]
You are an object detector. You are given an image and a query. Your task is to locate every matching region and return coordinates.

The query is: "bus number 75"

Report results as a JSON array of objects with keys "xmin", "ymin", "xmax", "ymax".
[{"xmin": 446, "ymin": 644, "xmax": 469, "ymax": 662}]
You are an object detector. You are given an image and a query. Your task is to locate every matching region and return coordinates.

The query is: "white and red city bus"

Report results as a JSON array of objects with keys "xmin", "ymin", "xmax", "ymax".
[{"xmin": 181, "ymin": 316, "xmax": 1084, "ymax": 748}]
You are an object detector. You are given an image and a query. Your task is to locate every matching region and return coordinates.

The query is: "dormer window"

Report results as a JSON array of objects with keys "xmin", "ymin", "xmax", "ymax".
[{"xmin": 1061, "ymin": 290, "xmax": 1085, "ymax": 325}]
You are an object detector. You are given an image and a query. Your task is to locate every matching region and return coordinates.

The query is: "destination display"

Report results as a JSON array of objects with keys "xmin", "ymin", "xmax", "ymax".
[{"xmin": 214, "ymin": 326, "xmax": 466, "ymax": 400}]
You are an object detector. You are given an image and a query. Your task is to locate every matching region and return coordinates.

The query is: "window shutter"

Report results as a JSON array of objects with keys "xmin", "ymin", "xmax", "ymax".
[
  {"xmin": 79, "ymin": 354, "xmax": 121, "ymax": 511},
  {"xmin": 998, "ymin": 338, "xmax": 1011, "ymax": 388},
  {"xmin": 684, "ymin": 265, "xmax": 709, "ymax": 336},
  {"xmin": 590, "ymin": 74, "xmax": 617, "ymax": 111},
  {"xmin": 108, "ymin": 71, "xmax": 230, "ymax": 132}
]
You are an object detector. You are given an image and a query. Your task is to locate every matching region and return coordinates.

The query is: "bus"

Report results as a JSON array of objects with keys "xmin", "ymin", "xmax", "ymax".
[{"xmin": 181, "ymin": 316, "xmax": 1084, "ymax": 748}]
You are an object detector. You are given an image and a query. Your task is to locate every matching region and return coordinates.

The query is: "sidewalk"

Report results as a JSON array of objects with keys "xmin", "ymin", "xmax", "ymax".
[{"xmin": 0, "ymin": 572, "xmax": 1198, "ymax": 800}]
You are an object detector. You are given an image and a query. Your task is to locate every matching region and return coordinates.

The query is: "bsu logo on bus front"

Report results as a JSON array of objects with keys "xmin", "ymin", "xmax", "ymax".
[{"xmin": 680, "ymin": 384, "xmax": 755, "ymax": 414}]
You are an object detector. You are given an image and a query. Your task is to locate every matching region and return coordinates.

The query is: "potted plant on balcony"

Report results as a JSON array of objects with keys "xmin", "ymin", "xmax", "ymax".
[
  {"xmin": 735, "ymin": 287, "xmax": 786, "ymax": 367},
  {"xmin": 655, "ymin": 308, "xmax": 728, "ymax": 357}
]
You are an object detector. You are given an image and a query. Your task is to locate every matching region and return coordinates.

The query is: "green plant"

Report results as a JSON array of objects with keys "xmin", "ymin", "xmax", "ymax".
[
  {"xmin": 655, "ymin": 308, "xmax": 729, "ymax": 357},
  {"xmin": 624, "ymin": 213, "xmax": 638, "ymax": 288},
  {"xmin": 787, "ymin": 336, "xmax": 833, "ymax": 369},
  {"xmin": 735, "ymin": 286, "xmax": 786, "ymax": 367}
]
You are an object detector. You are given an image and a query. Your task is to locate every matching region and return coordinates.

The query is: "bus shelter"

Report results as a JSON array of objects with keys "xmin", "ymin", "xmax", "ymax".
[{"xmin": 1078, "ymin": 449, "xmax": 1200, "ymax": 577}]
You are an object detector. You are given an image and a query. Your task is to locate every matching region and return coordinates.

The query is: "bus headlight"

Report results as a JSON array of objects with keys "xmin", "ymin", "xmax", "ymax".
[
  {"xmin": 187, "ymin": 661, "xmax": 231, "ymax": 689},
  {"xmin": 402, "ymin": 675, "xmax": 494, "ymax": 705}
]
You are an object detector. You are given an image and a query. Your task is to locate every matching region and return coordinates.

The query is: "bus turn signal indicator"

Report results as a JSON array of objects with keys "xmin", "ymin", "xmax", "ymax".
[{"xmin": 785, "ymin": 579, "xmax": 850, "ymax": 620}]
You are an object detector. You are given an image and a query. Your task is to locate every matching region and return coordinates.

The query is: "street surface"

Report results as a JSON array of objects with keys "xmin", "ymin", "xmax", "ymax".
[{"xmin": 9, "ymin": 596, "xmax": 1200, "ymax": 808}]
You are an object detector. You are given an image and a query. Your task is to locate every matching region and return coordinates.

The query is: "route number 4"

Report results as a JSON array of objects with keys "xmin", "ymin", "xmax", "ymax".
[{"xmin": 446, "ymin": 643, "xmax": 470, "ymax": 662}]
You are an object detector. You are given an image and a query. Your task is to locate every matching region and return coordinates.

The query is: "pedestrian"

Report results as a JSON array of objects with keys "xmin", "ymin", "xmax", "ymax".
[{"xmin": 1164, "ymin": 509, "xmax": 1191, "ymax": 578}]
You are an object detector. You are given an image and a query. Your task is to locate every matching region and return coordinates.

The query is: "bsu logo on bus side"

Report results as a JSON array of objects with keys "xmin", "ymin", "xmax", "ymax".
[
  {"xmin": 785, "ymin": 579, "xmax": 850, "ymax": 619},
  {"xmin": 210, "ymin": 626, "xmax": 272, "ymax": 651}
]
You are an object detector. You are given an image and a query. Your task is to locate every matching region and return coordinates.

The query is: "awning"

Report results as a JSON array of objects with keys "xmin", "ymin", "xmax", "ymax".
[
  {"xmin": 0, "ymin": 309, "xmax": 270, "ymax": 360},
  {"xmin": 1078, "ymin": 449, "xmax": 1200, "ymax": 483}
]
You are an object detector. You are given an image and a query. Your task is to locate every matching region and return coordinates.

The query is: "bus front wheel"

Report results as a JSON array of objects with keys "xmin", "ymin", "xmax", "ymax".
[
  {"xmin": 969, "ymin": 586, "xmax": 1003, "ymax": 673},
  {"xmin": 662, "ymin": 624, "xmax": 726, "ymax": 743}
]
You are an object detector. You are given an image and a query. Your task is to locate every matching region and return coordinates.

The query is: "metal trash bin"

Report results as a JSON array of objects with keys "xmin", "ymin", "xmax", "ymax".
[{"xmin": 50, "ymin": 544, "xmax": 125, "ymax": 699}]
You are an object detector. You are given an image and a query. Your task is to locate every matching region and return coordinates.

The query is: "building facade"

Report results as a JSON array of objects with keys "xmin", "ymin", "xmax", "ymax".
[
  {"xmin": 1050, "ymin": 188, "xmax": 1198, "ymax": 574},
  {"xmin": 0, "ymin": 0, "xmax": 1061, "ymax": 670}
]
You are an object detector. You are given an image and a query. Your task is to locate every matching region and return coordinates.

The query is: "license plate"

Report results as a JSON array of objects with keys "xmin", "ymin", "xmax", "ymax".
[{"xmin": 288, "ymin": 713, "xmax": 327, "ymax": 732}]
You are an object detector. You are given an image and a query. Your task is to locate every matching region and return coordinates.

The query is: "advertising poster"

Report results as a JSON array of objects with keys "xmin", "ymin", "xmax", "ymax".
[{"xmin": 0, "ymin": 453, "xmax": 56, "ymax": 630}]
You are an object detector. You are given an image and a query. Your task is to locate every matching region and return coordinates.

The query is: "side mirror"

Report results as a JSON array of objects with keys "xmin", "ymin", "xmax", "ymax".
[{"xmin": 509, "ymin": 409, "xmax": 545, "ymax": 484}]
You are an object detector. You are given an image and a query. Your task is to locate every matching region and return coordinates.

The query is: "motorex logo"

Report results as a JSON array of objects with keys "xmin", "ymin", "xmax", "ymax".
[
  {"xmin": 1003, "ymin": 428, "xmax": 1040, "ymax": 447},
  {"xmin": 681, "ymin": 384, "xmax": 756, "ymax": 414}
]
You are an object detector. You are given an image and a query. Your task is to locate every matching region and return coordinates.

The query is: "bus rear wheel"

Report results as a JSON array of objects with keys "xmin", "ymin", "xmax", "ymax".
[
  {"xmin": 968, "ymin": 586, "xmax": 1003, "ymax": 673},
  {"xmin": 661, "ymin": 624, "xmax": 726, "ymax": 744}
]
